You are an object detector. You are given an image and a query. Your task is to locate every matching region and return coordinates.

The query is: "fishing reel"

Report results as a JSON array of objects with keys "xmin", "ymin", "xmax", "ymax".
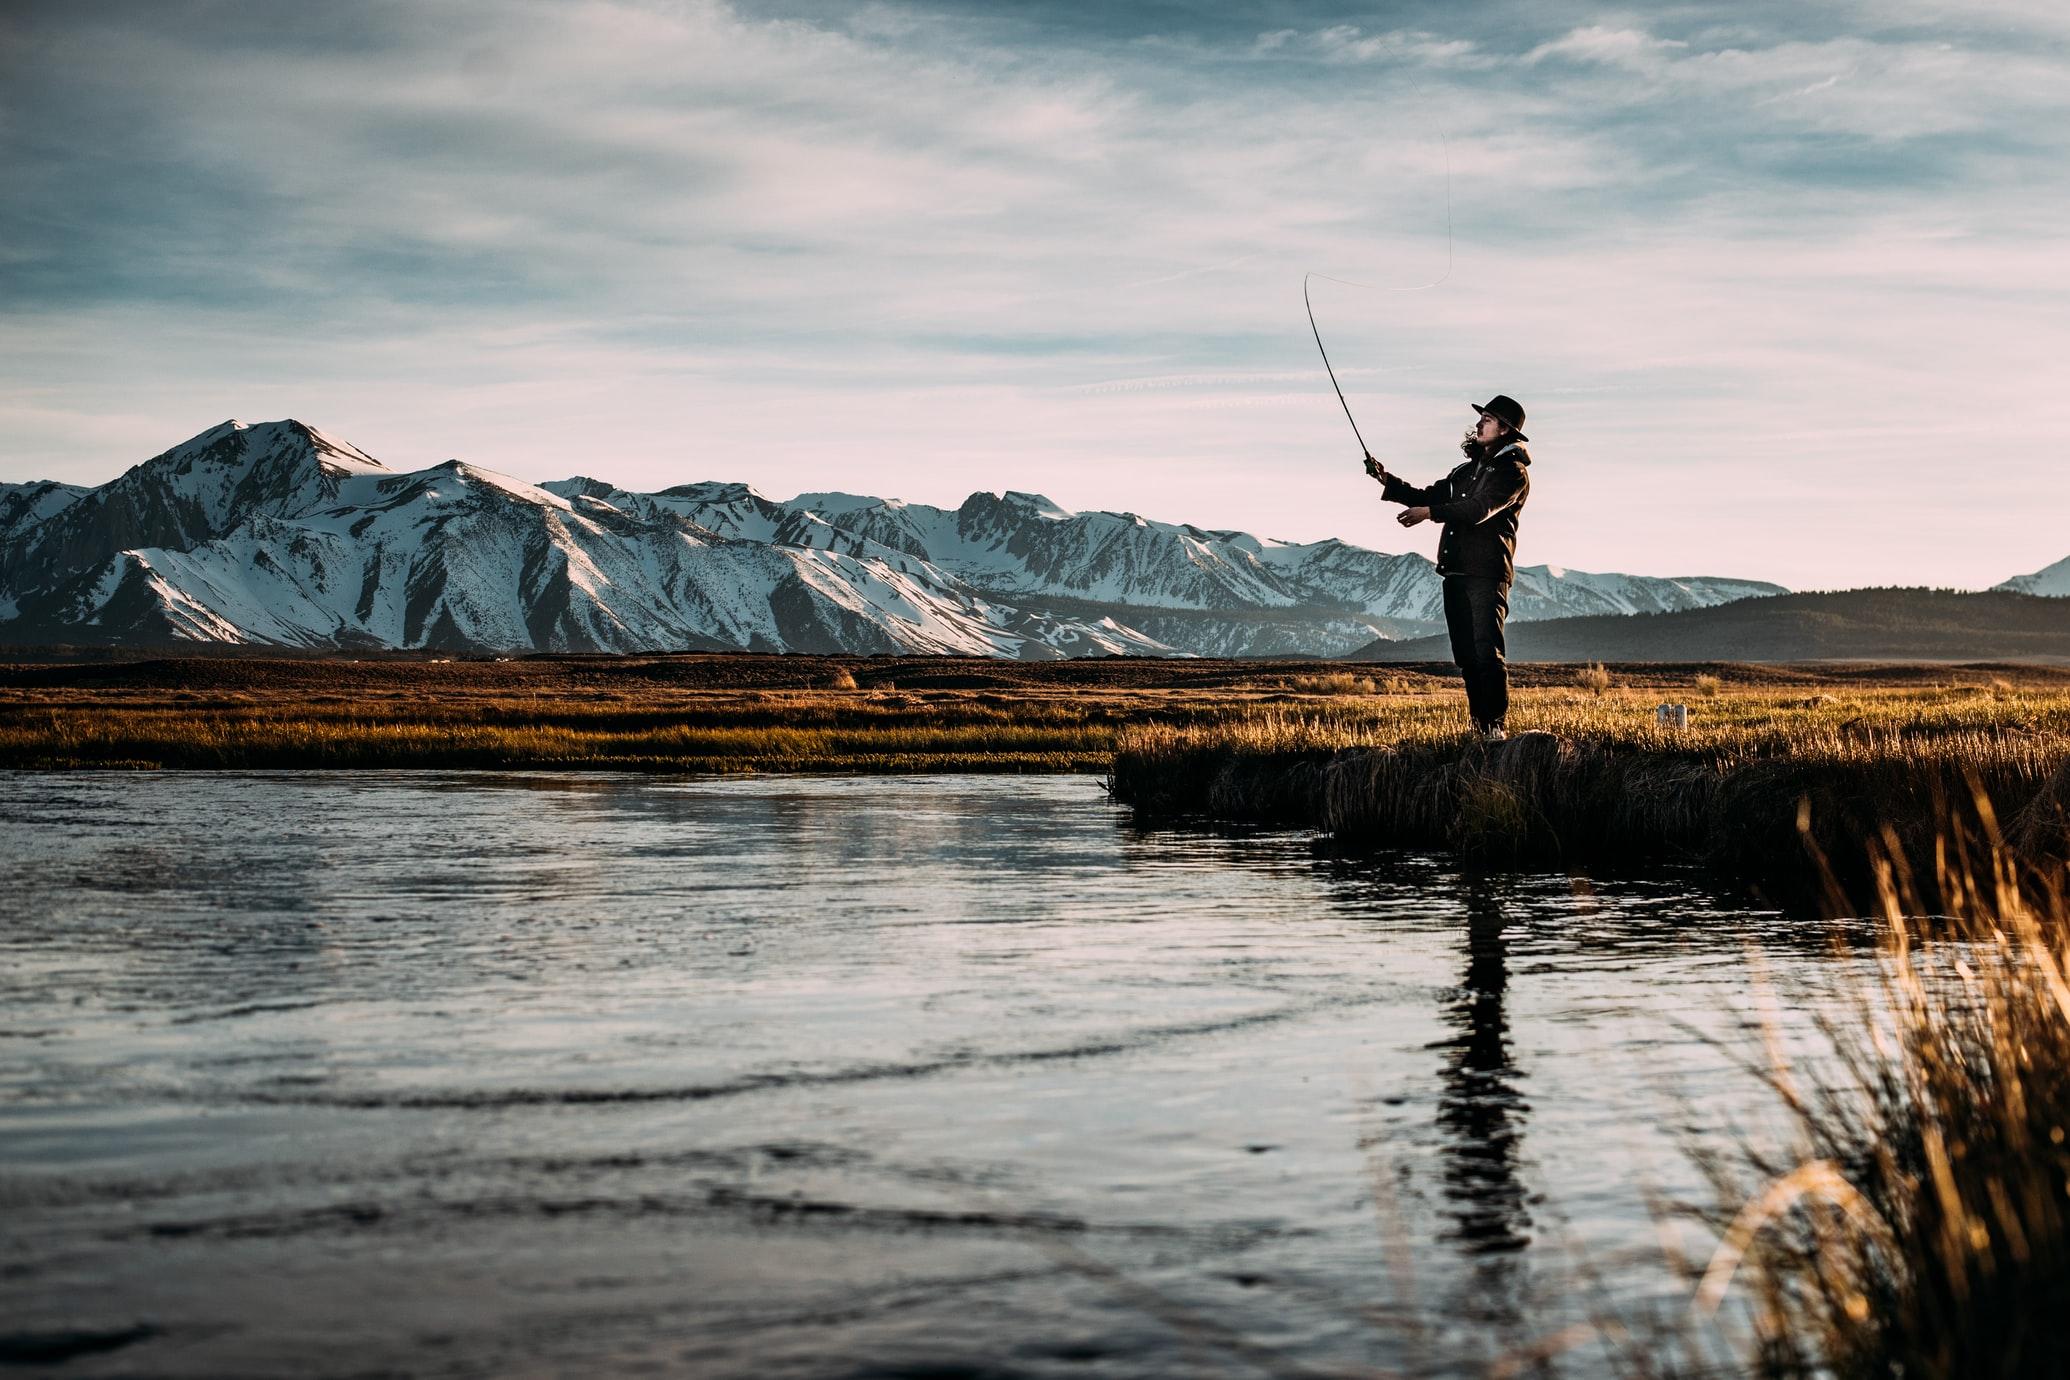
[{"xmin": 1362, "ymin": 453, "xmax": 1385, "ymax": 482}]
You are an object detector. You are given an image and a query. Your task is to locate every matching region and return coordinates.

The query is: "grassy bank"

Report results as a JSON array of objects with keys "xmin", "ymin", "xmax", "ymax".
[{"xmin": 1110, "ymin": 680, "xmax": 2070, "ymax": 905}]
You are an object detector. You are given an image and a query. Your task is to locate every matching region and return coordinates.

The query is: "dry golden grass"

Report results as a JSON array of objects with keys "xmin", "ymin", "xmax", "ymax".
[
  {"xmin": 1110, "ymin": 683, "xmax": 2070, "ymax": 903},
  {"xmin": 1429, "ymin": 822, "xmax": 2070, "ymax": 1378},
  {"xmin": 6, "ymin": 663, "xmax": 2065, "ymax": 792},
  {"xmin": 0, "ymin": 662, "xmax": 1340, "ymax": 774},
  {"xmin": 0, "ymin": 692, "xmax": 1141, "ymax": 773},
  {"xmin": 1286, "ymin": 671, "xmax": 1380, "ymax": 695},
  {"xmin": 1674, "ymin": 819, "xmax": 2070, "ymax": 1378},
  {"xmin": 1115, "ymin": 681, "xmax": 2070, "ymax": 761}
]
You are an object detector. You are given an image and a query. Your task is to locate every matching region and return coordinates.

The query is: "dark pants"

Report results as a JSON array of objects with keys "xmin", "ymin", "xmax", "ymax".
[{"xmin": 1442, "ymin": 575, "xmax": 1510, "ymax": 732}]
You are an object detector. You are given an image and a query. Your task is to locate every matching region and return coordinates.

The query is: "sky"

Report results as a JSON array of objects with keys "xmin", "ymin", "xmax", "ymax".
[{"xmin": 3, "ymin": 0, "xmax": 2067, "ymax": 591}]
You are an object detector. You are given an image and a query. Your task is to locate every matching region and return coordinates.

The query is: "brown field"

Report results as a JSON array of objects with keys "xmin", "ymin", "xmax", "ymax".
[
  {"xmin": 3, "ymin": 651, "xmax": 2066, "ymax": 775},
  {"xmin": 0, "ymin": 651, "xmax": 1417, "ymax": 773}
]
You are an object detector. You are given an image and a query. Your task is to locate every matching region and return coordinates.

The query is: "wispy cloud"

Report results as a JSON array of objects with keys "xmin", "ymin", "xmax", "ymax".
[{"xmin": 1526, "ymin": 25, "xmax": 1688, "ymax": 71}]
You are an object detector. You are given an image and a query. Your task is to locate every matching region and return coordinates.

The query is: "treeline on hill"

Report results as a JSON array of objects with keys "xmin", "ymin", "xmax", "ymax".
[{"xmin": 1349, "ymin": 588, "xmax": 2070, "ymax": 663}]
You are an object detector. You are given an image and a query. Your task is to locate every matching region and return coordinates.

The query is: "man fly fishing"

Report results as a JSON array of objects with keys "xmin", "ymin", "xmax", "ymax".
[{"xmin": 1365, "ymin": 396, "xmax": 1531, "ymax": 743}]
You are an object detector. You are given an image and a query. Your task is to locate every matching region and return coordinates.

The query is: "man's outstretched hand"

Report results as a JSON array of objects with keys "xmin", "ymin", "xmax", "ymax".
[{"xmin": 1397, "ymin": 506, "xmax": 1432, "ymax": 527}]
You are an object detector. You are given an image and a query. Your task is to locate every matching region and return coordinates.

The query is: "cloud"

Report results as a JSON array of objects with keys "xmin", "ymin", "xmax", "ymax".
[
  {"xmin": 1, "ymin": 0, "xmax": 2068, "ymax": 590},
  {"xmin": 1289, "ymin": 25, "xmax": 1491, "ymax": 68},
  {"xmin": 1525, "ymin": 25, "xmax": 1688, "ymax": 71}
]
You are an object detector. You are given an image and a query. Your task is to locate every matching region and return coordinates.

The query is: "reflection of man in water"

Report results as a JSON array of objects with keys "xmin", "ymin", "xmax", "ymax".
[{"xmin": 1435, "ymin": 881, "xmax": 1532, "ymax": 1270}]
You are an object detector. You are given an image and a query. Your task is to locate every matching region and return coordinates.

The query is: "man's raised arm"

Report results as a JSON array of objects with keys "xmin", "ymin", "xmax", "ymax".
[{"xmin": 1377, "ymin": 463, "xmax": 1447, "ymax": 507}]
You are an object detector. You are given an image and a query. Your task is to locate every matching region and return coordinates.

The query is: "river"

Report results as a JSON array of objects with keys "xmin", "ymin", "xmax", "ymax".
[{"xmin": 0, "ymin": 772, "xmax": 1856, "ymax": 1377}]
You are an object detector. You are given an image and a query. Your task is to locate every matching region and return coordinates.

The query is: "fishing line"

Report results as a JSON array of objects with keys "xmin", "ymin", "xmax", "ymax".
[{"xmin": 1304, "ymin": 113, "xmax": 1455, "ymax": 461}]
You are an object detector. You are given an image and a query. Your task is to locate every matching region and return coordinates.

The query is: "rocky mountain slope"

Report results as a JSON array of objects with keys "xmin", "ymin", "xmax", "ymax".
[
  {"xmin": 0, "ymin": 480, "xmax": 90, "ymax": 545},
  {"xmin": 0, "ymin": 419, "xmax": 1788, "ymax": 657}
]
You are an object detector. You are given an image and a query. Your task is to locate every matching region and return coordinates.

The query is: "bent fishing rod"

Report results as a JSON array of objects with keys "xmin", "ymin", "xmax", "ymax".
[{"xmin": 1304, "ymin": 273, "xmax": 1374, "ymax": 469}]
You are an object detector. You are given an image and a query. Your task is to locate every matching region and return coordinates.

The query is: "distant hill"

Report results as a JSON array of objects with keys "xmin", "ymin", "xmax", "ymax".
[{"xmin": 1346, "ymin": 588, "xmax": 2070, "ymax": 663}]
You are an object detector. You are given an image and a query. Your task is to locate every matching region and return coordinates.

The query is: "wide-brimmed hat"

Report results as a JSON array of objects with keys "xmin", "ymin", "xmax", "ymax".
[{"xmin": 1471, "ymin": 395, "xmax": 1528, "ymax": 442}]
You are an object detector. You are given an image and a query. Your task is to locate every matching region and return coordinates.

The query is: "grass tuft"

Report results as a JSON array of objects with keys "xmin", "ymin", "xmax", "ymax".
[
  {"xmin": 1289, "ymin": 672, "xmax": 1379, "ymax": 696},
  {"xmin": 1686, "ymin": 819, "xmax": 2070, "ymax": 1377}
]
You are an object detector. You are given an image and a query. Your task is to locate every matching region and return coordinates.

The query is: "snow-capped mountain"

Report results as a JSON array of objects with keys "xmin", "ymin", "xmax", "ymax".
[
  {"xmin": 634, "ymin": 486, "xmax": 1782, "ymax": 628},
  {"xmin": 1508, "ymin": 565, "xmax": 1783, "ymax": 620},
  {"xmin": 1, "ymin": 423, "xmax": 1168, "ymax": 657},
  {"xmin": 1996, "ymin": 556, "xmax": 2070, "ymax": 598},
  {"xmin": 0, "ymin": 419, "xmax": 1787, "ymax": 657}
]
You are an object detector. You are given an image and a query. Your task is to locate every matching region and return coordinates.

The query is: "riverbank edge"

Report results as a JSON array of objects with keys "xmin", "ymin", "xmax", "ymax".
[
  {"xmin": 0, "ymin": 752, "xmax": 1112, "ymax": 774},
  {"xmin": 1107, "ymin": 732, "xmax": 2070, "ymax": 908}
]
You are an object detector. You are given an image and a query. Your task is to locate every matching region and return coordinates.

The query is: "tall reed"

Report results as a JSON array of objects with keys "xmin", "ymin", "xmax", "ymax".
[{"xmin": 1689, "ymin": 812, "xmax": 2070, "ymax": 1378}]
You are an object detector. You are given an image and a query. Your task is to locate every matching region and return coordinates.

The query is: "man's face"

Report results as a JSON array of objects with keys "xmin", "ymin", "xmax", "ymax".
[{"xmin": 1473, "ymin": 413, "xmax": 1505, "ymax": 445}]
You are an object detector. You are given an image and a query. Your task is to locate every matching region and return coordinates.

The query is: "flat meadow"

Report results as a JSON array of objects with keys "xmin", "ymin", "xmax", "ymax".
[{"xmin": 4, "ymin": 651, "xmax": 2066, "ymax": 774}]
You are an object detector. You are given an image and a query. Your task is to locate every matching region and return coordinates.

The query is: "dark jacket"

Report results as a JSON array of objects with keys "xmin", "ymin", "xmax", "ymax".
[{"xmin": 1381, "ymin": 442, "xmax": 1531, "ymax": 585}]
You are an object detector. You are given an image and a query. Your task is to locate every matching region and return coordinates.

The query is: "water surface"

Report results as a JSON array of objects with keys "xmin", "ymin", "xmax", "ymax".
[{"xmin": 1, "ymin": 772, "xmax": 1848, "ymax": 1377}]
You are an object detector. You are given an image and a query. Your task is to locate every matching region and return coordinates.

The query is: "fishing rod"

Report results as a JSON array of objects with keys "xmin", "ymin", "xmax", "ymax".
[
  {"xmin": 1303, "ymin": 116, "xmax": 1455, "ymax": 475},
  {"xmin": 1304, "ymin": 273, "xmax": 1372, "ymax": 464}
]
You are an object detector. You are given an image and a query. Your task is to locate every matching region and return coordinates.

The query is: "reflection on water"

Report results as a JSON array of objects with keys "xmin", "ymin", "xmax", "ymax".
[
  {"xmin": 1439, "ymin": 884, "xmax": 1530, "ymax": 1258},
  {"xmin": 1434, "ymin": 883, "xmax": 1532, "ymax": 1338},
  {"xmin": 0, "ymin": 772, "xmax": 1854, "ymax": 1378}
]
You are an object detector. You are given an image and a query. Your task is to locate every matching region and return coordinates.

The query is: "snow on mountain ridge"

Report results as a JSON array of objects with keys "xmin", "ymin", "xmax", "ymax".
[
  {"xmin": 0, "ymin": 419, "xmax": 393, "ymax": 603},
  {"xmin": 423, "ymin": 460, "xmax": 573, "ymax": 511},
  {"xmin": 1509, "ymin": 565, "xmax": 1783, "ymax": 620},
  {"xmin": 998, "ymin": 491, "xmax": 1073, "ymax": 521},
  {"xmin": 786, "ymin": 491, "xmax": 897, "ymax": 518},
  {"xmin": 762, "ymin": 488, "xmax": 1786, "ymax": 624},
  {"xmin": 0, "ymin": 480, "xmax": 90, "ymax": 543}
]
